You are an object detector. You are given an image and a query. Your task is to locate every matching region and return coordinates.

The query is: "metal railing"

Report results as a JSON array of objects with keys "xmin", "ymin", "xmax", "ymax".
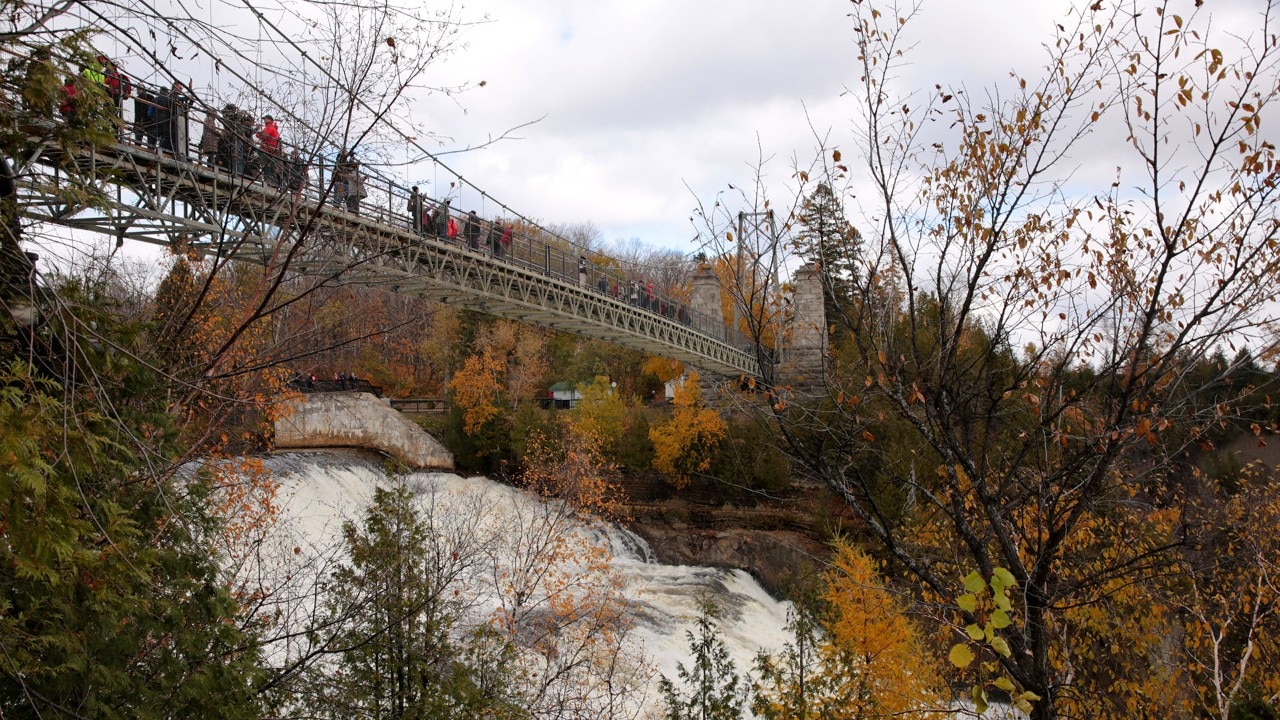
[{"xmin": 4, "ymin": 49, "xmax": 752, "ymax": 352}]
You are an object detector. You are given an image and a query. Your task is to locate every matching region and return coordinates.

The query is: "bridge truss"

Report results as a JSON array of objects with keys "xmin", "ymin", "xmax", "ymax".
[{"xmin": 13, "ymin": 137, "xmax": 762, "ymax": 378}]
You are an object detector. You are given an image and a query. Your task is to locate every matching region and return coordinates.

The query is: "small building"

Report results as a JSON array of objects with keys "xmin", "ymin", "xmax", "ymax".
[
  {"xmin": 545, "ymin": 381, "xmax": 582, "ymax": 409},
  {"xmin": 664, "ymin": 375, "xmax": 686, "ymax": 403}
]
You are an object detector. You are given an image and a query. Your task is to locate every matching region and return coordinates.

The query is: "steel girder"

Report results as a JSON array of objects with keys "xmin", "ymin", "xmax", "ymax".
[{"xmin": 15, "ymin": 140, "xmax": 762, "ymax": 378}]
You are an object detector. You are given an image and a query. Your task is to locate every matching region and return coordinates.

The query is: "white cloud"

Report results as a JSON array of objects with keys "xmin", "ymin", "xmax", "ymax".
[
  {"xmin": 421, "ymin": 0, "xmax": 1099, "ymax": 252},
  {"xmin": 89, "ymin": 0, "xmax": 1279, "ymax": 263}
]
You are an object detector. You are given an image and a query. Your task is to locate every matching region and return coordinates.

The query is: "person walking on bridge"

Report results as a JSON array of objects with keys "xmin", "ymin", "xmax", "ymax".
[
  {"xmin": 153, "ymin": 84, "xmax": 173, "ymax": 154},
  {"xmin": 168, "ymin": 82, "xmax": 190, "ymax": 161},
  {"xmin": 83, "ymin": 54, "xmax": 130, "ymax": 129},
  {"xmin": 256, "ymin": 115, "xmax": 281, "ymax": 185},
  {"xmin": 463, "ymin": 210, "xmax": 482, "ymax": 250},
  {"xmin": 434, "ymin": 198, "xmax": 452, "ymax": 239},
  {"xmin": 496, "ymin": 222, "xmax": 512, "ymax": 259},
  {"xmin": 198, "ymin": 109, "xmax": 220, "ymax": 168},
  {"xmin": 408, "ymin": 186, "xmax": 424, "ymax": 234},
  {"xmin": 133, "ymin": 87, "xmax": 156, "ymax": 148}
]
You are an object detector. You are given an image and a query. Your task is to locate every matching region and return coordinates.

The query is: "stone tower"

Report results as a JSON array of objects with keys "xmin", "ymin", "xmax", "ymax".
[
  {"xmin": 779, "ymin": 262, "xmax": 826, "ymax": 386},
  {"xmin": 691, "ymin": 262, "xmax": 726, "ymax": 341}
]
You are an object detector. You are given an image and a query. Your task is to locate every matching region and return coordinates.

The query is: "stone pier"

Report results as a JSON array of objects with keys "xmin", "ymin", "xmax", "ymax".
[{"xmin": 777, "ymin": 262, "xmax": 826, "ymax": 386}]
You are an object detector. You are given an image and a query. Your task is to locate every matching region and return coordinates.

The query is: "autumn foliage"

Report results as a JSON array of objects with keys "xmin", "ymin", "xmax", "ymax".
[{"xmin": 648, "ymin": 373, "xmax": 728, "ymax": 488}]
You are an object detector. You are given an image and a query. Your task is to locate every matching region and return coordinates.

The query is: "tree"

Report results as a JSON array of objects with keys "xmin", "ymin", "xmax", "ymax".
[
  {"xmin": 490, "ymin": 434, "xmax": 649, "ymax": 720},
  {"xmin": 312, "ymin": 479, "xmax": 525, "ymax": 719},
  {"xmin": 450, "ymin": 351, "xmax": 508, "ymax": 437},
  {"xmin": 571, "ymin": 376, "xmax": 630, "ymax": 459},
  {"xmin": 0, "ymin": 284, "xmax": 266, "ymax": 718},
  {"xmin": 1172, "ymin": 469, "xmax": 1280, "ymax": 720},
  {"xmin": 818, "ymin": 543, "xmax": 944, "ymax": 718},
  {"xmin": 649, "ymin": 373, "xmax": 728, "ymax": 488},
  {"xmin": 700, "ymin": 2, "xmax": 1280, "ymax": 718},
  {"xmin": 659, "ymin": 598, "xmax": 749, "ymax": 720},
  {"xmin": 751, "ymin": 602, "xmax": 823, "ymax": 720},
  {"xmin": 752, "ymin": 542, "xmax": 944, "ymax": 720},
  {"xmin": 796, "ymin": 182, "xmax": 860, "ymax": 319}
]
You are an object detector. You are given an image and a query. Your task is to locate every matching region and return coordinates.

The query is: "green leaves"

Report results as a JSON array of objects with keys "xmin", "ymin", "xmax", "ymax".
[
  {"xmin": 949, "ymin": 567, "xmax": 1032, "ymax": 710},
  {"xmin": 0, "ymin": 353, "xmax": 266, "ymax": 718},
  {"xmin": 963, "ymin": 569, "xmax": 987, "ymax": 593},
  {"xmin": 949, "ymin": 643, "xmax": 976, "ymax": 669}
]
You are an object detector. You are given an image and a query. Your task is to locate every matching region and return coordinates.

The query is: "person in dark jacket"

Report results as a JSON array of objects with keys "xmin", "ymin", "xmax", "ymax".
[
  {"xmin": 286, "ymin": 150, "xmax": 308, "ymax": 194},
  {"xmin": 153, "ymin": 85, "xmax": 173, "ymax": 153},
  {"xmin": 463, "ymin": 210, "xmax": 482, "ymax": 250},
  {"xmin": 435, "ymin": 198, "xmax": 452, "ymax": 239},
  {"xmin": 133, "ymin": 88, "xmax": 155, "ymax": 147},
  {"xmin": 408, "ymin": 186, "xmax": 424, "ymax": 234},
  {"xmin": 168, "ymin": 82, "xmax": 190, "ymax": 161}
]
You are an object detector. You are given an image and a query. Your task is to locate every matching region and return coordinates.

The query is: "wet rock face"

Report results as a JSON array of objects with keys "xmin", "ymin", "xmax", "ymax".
[
  {"xmin": 618, "ymin": 473, "xmax": 852, "ymax": 597},
  {"xmin": 630, "ymin": 520, "xmax": 823, "ymax": 597}
]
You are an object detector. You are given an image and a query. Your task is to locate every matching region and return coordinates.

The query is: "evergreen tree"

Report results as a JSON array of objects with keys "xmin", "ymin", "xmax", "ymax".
[
  {"xmin": 659, "ymin": 598, "xmax": 749, "ymax": 720},
  {"xmin": 0, "ymin": 280, "xmax": 267, "ymax": 718},
  {"xmin": 796, "ymin": 183, "xmax": 859, "ymax": 319},
  {"xmin": 315, "ymin": 480, "xmax": 525, "ymax": 719},
  {"xmin": 751, "ymin": 601, "xmax": 823, "ymax": 720}
]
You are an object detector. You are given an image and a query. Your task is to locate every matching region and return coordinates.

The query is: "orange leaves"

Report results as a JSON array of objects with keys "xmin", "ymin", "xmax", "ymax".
[
  {"xmin": 449, "ymin": 320, "xmax": 550, "ymax": 437},
  {"xmin": 204, "ymin": 457, "xmax": 281, "ymax": 563},
  {"xmin": 642, "ymin": 356, "xmax": 685, "ymax": 384},
  {"xmin": 521, "ymin": 427, "xmax": 623, "ymax": 520},
  {"xmin": 820, "ymin": 541, "xmax": 944, "ymax": 716},
  {"xmin": 908, "ymin": 382, "xmax": 925, "ymax": 405}
]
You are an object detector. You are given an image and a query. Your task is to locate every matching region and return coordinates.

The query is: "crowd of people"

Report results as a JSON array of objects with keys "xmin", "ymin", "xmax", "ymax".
[
  {"xmin": 400, "ymin": 187, "xmax": 691, "ymax": 322},
  {"xmin": 52, "ymin": 50, "xmax": 700, "ymax": 329}
]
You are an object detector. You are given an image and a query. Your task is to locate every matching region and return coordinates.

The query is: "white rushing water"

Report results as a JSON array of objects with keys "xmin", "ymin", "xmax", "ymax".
[{"xmin": 240, "ymin": 450, "xmax": 794, "ymax": 718}]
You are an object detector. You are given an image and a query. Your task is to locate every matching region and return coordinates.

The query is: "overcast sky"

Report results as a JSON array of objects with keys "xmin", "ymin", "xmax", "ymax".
[
  {"xmin": 410, "ymin": 0, "xmax": 1081, "ymax": 254},
  {"xmin": 82, "ymin": 0, "xmax": 1265, "ymax": 271}
]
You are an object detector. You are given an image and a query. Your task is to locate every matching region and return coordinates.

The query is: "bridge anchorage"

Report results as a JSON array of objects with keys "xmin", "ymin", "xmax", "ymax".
[{"xmin": 8, "ymin": 72, "xmax": 828, "ymax": 386}]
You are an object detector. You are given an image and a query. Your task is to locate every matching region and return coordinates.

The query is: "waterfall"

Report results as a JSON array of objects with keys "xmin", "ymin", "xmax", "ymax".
[{"xmin": 235, "ymin": 450, "xmax": 794, "ymax": 718}]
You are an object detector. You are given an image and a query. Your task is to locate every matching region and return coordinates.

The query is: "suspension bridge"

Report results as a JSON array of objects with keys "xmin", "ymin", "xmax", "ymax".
[{"xmin": 3, "ymin": 68, "xmax": 819, "ymax": 381}]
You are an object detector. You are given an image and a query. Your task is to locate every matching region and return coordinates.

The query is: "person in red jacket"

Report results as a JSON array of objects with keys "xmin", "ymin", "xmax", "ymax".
[
  {"xmin": 256, "ymin": 115, "xmax": 280, "ymax": 153},
  {"xmin": 58, "ymin": 76, "xmax": 78, "ymax": 116},
  {"xmin": 256, "ymin": 115, "xmax": 281, "ymax": 186}
]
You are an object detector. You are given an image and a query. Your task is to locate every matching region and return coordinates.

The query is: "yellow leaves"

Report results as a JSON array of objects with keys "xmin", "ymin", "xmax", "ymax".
[
  {"xmin": 649, "ymin": 373, "xmax": 727, "ymax": 488},
  {"xmin": 449, "ymin": 352, "xmax": 505, "ymax": 436},
  {"xmin": 823, "ymin": 540, "xmax": 944, "ymax": 713},
  {"xmin": 641, "ymin": 356, "xmax": 685, "ymax": 384},
  {"xmin": 949, "ymin": 643, "xmax": 976, "ymax": 668}
]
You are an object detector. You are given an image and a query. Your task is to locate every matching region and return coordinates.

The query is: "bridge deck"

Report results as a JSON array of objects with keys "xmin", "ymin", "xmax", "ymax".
[{"xmin": 13, "ymin": 131, "xmax": 762, "ymax": 377}]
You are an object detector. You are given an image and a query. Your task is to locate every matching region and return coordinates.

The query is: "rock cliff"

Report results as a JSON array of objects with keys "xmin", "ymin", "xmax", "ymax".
[{"xmin": 617, "ymin": 474, "xmax": 854, "ymax": 597}]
